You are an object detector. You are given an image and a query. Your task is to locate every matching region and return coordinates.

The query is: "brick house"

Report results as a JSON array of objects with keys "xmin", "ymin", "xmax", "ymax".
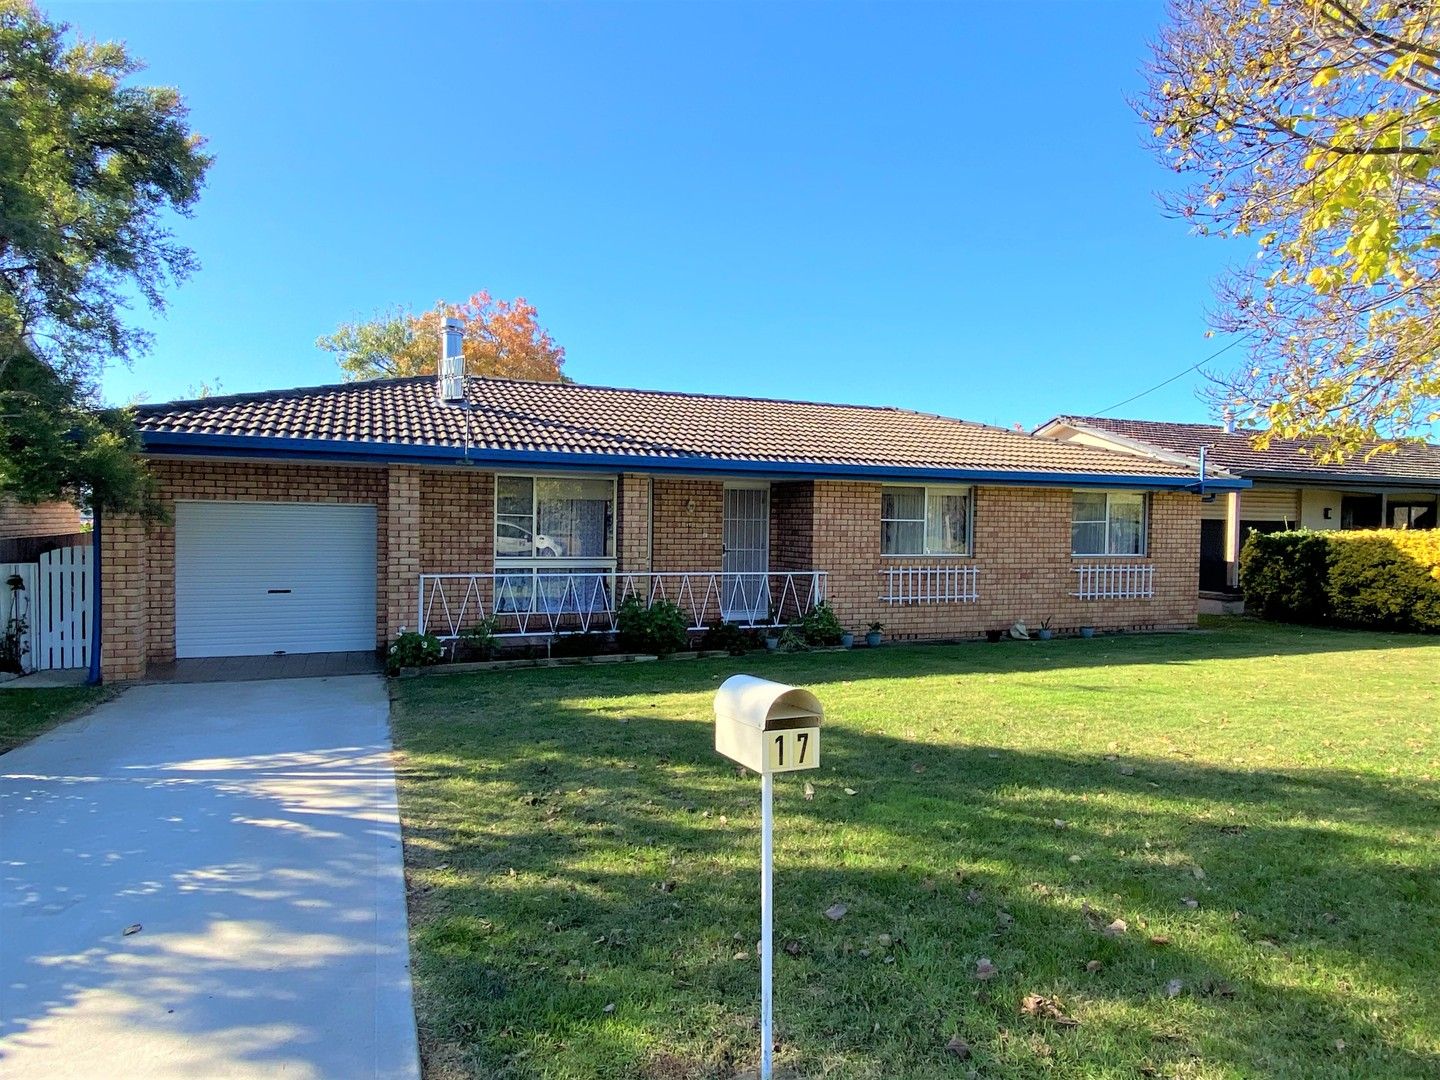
[
  {"xmin": 1035, "ymin": 415, "xmax": 1440, "ymax": 596},
  {"xmin": 97, "ymin": 368, "xmax": 1248, "ymax": 681}
]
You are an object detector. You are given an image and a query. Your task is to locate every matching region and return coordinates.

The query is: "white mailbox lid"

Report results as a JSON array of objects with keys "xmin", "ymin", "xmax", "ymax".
[{"xmin": 714, "ymin": 674, "xmax": 824, "ymax": 730}]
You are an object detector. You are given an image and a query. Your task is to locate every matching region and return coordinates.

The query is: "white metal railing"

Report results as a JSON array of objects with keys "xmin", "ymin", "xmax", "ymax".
[
  {"xmin": 880, "ymin": 565, "xmax": 979, "ymax": 604},
  {"xmin": 417, "ymin": 570, "xmax": 828, "ymax": 639},
  {"xmin": 1072, "ymin": 563, "xmax": 1154, "ymax": 600}
]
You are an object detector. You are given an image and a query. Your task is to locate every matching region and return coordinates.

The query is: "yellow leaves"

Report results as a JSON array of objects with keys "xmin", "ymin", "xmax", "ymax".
[{"xmin": 1311, "ymin": 67, "xmax": 1340, "ymax": 89}]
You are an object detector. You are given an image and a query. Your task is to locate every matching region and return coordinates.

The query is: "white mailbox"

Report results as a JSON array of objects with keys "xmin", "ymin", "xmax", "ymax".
[{"xmin": 714, "ymin": 674, "xmax": 823, "ymax": 774}]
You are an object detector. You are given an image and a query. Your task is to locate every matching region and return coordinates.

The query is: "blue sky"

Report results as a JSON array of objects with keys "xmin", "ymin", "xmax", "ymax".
[{"xmin": 56, "ymin": 1, "xmax": 1246, "ymax": 428}]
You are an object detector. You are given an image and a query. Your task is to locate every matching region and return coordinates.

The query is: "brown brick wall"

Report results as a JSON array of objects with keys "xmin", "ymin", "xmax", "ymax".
[
  {"xmin": 651, "ymin": 477, "xmax": 723, "ymax": 571},
  {"xmin": 770, "ymin": 482, "xmax": 814, "ymax": 571},
  {"xmin": 812, "ymin": 483, "xmax": 1198, "ymax": 638},
  {"xmin": 99, "ymin": 460, "xmax": 1200, "ymax": 680},
  {"xmin": 617, "ymin": 473, "xmax": 652, "ymax": 572},
  {"xmin": 0, "ymin": 499, "xmax": 84, "ymax": 539}
]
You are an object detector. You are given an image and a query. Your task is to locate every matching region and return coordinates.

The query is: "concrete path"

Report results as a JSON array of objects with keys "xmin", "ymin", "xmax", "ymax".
[{"xmin": 0, "ymin": 676, "xmax": 419, "ymax": 1079}]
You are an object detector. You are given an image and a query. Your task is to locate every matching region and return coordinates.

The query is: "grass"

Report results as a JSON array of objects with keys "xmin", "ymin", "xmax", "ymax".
[
  {"xmin": 391, "ymin": 617, "xmax": 1440, "ymax": 1079},
  {"xmin": 0, "ymin": 684, "xmax": 111, "ymax": 754}
]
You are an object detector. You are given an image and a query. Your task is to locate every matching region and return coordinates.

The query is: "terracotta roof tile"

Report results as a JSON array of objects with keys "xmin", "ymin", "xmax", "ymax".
[{"xmin": 137, "ymin": 377, "xmax": 1212, "ymax": 481}]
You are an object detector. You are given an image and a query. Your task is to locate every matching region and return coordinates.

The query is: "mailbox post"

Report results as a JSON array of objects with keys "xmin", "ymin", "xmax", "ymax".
[{"xmin": 714, "ymin": 675, "xmax": 823, "ymax": 1080}]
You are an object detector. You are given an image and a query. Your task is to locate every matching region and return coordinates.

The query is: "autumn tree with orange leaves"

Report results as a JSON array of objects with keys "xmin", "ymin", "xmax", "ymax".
[{"xmin": 318, "ymin": 290, "xmax": 566, "ymax": 383}]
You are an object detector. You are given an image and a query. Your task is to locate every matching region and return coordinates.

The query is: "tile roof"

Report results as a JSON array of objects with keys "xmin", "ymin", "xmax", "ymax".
[
  {"xmin": 1052, "ymin": 416, "xmax": 1440, "ymax": 485},
  {"xmin": 135, "ymin": 376, "xmax": 1217, "ymax": 484}
]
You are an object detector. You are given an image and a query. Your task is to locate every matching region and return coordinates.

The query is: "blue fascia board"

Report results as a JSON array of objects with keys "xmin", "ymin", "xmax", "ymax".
[{"xmin": 139, "ymin": 431, "xmax": 1252, "ymax": 491}]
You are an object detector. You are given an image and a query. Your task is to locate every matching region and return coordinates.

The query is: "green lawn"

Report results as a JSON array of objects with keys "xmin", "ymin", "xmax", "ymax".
[
  {"xmin": 391, "ymin": 617, "xmax": 1440, "ymax": 1080},
  {"xmin": 0, "ymin": 684, "xmax": 111, "ymax": 754}
]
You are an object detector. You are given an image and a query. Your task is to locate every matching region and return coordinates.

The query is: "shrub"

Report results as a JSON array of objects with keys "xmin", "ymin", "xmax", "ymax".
[
  {"xmin": 457, "ymin": 617, "xmax": 499, "ymax": 660},
  {"xmin": 1327, "ymin": 530, "xmax": 1440, "ymax": 632},
  {"xmin": 616, "ymin": 597, "xmax": 690, "ymax": 656},
  {"xmin": 386, "ymin": 630, "xmax": 444, "ymax": 676},
  {"xmin": 798, "ymin": 600, "xmax": 844, "ymax": 646},
  {"xmin": 700, "ymin": 620, "xmax": 759, "ymax": 655},
  {"xmin": 1241, "ymin": 528, "xmax": 1440, "ymax": 633},
  {"xmin": 776, "ymin": 625, "xmax": 810, "ymax": 652},
  {"xmin": 1240, "ymin": 531, "xmax": 1330, "ymax": 623}
]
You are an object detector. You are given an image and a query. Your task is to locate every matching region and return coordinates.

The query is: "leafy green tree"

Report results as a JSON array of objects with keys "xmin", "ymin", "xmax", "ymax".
[
  {"xmin": 0, "ymin": 1, "xmax": 210, "ymax": 512},
  {"xmin": 1140, "ymin": 0, "xmax": 1440, "ymax": 459}
]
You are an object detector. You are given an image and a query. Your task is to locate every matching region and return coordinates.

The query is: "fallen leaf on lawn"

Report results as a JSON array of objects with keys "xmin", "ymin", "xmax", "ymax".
[
  {"xmin": 996, "ymin": 911, "xmax": 1014, "ymax": 930},
  {"xmin": 1020, "ymin": 993, "xmax": 1079, "ymax": 1027},
  {"xmin": 658, "ymin": 880, "xmax": 677, "ymax": 893},
  {"xmin": 1085, "ymin": 959, "xmax": 1103, "ymax": 973},
  {"xmin": 965, "ymin": 888, "xmax": 984, "ymax": 905},
  {"xmin": 945, "ymin": 1035, "xmax": 971, "ymax": 1059},
  {"xmin": 1199, "ymin": 979, "xmax": 1235, "ymax": 998},
  {"xmin": 1104, "ymin": 918, "xmax": 1128, "ymax": 937},
  {"xmin": 783, "ymin": 939, "xmax": 802, "ymax": 957},
  {"xmin": 1181, "ymin": 897, "xmax": 1199, "ymax": 909},
  {"xmin": 975, "ymin": 957, "xmax": 998, "ymax": 980},
  {"xmin": 1165, "ymin": 979, "xmax": 1184, "ymax": 999},
  {"xmin": 1256, "ymin": 937, "xmax": 1279, "ymax": 949},
  {"xmin": 603, "ymin": 1002, "xmax": 616, "ymax": 1014},
  {"xmin": 883, "ymin": 955, "xmax": 895, "ymax": 964},
  {"xmin": 733, "ymin": 951, "xmax": 749, "ymax": 961},
  {"xmin": 1068, "ymin": 854, "xmax": 1082, "ymax": 863},
  {"xmin": 858, "ymin": 947, "xmax": 871, "ymax": 958},
  {"xmin": 912, "ymin": 762, "xmax": 926, "ymax": 774},
  {"xmin": 1119, "ymin": 765, "xmax": 1135, "ymax": 776},
  {"xmin": 1149, "ymin": 935, "xmax": 1172, "ymax": 946},
  {"xmin": 1191, "ymin": 866, "xmax": 1207, "ymax": 880},
  {"xmin": 1334, "ymin": 1039, "xmax": 1346, "ymax": 1052},
  {"xmin": 803, "ymin": 782, "xmax": 815, "ymax": 801},
  {"xmin": 122, "ymin": 924, "xmax": 142, "ymax": 936},
  {"xmin": 1053, "ymin": 818, "xmax": 1069, "ymax": 829},
  {"xmin": 824, "ymin": 903, "xmax": 848, "ymax": 921},
  {"xmin": 876, "ymin": 933, "xmax": 893, "ymax": 948},
  {"xmin": 843, "ymin": 788, "xmax": 858, "ymax": 797}
]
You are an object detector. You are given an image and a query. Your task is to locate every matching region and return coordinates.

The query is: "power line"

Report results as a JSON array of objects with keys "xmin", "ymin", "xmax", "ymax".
[{"xmin": 1092, "ymin": 334, "xmax": 1252, "ymax": 417}]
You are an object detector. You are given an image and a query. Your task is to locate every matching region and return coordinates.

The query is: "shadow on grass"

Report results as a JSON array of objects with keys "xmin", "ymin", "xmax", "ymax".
[{"xmin": 393, "ymin": 655, "xmax": 1440, "ymax": 1079}]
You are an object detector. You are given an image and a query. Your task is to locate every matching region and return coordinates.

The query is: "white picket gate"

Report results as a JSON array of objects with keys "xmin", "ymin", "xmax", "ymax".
[{"xmin": 31, "ymin": 545, "xmax": 92, "ymax": 670}]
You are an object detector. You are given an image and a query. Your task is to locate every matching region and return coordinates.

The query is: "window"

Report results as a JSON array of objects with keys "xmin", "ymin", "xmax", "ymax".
[
  {"xmin": 1387, "ymin": 496, "xmax": 1437, "ymax": 530},
  {"xmin": 1072, "ymin": 491, "xmax": 1147, "ymax": 556},
  {"xmin": 495, "ymin": 475, "xmax": 615, "ymax": 561},
  {"xmin": 495, "ymin": 476, "xmax": 616, "ymax": 614},
  {"xmin": 881, "ymin": 485, "xmax": 971, "ymax": 555}
]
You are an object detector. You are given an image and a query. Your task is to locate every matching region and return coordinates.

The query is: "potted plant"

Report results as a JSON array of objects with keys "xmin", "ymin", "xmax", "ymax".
[
  {"xmin": 1036, "ymin": 617, "xmax": 1054, "ymax": 641},
  {"xmin": 865, "ymin": 621, "xmax": 884, "ymax": 648},
  {"xmin": 840, "ymin": 629, "xmax": 854, "ymax": 649},
  {"xmin": 1079, "ymin": 625, "xmax": 1096, "ymax": 639},
  {"xmin": 765, "ymin": 629, "xmax": 781, "ymax": 651}
]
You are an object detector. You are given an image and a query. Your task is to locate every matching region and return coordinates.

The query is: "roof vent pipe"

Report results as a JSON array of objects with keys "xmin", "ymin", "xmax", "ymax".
[
  {"xmin": 1222, "ymin": 408, "xmax": 1235, "ymax": 435},
  {"xmin": 438, "ymin": 316, "xmax": 465, "ymax": 404}
]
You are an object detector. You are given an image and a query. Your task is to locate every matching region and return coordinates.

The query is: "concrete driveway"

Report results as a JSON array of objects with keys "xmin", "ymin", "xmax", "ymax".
[{"xmin": 0, "ymin": 676, "xmax": 419, "ymax": 1079}]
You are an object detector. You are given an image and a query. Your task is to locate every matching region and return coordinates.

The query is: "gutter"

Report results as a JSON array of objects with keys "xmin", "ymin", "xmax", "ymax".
[
  {"xmin": 138, "ymin": 431, "xmax": 1252, "ymax": 492},
  {"xmin": 87, "ymin": 506, "xmax": 102, "ymax": 685}
]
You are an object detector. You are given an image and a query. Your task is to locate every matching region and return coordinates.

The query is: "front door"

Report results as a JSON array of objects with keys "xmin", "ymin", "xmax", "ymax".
[
  {"xmin": 722, "ymin": 485, "xmax": 770, "ymax": 620},
  {"xmin": 1199, "ymin": 519, "xmax": 1229, "ymax": 592}
]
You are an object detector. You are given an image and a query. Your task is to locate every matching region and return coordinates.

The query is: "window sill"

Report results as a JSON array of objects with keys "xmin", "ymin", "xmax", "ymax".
[{"xmin": 880, "ymin": 553, "xmax": 974, "ymax": 560}]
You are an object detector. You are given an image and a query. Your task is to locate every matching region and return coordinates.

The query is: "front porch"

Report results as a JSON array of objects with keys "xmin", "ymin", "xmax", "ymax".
[{"xmin": 417, "ymin": 570, "xmax": 828, "ymax": 639}]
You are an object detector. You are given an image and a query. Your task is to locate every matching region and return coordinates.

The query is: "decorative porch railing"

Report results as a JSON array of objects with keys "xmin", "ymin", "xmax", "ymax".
[
  {"xmin": 880, "ymin": 565, "xmax": 980, "ymax": 604},
  {"xmin": 417, "ymin": 570, "xmax": 828, "ymax": 639},
  {"xmin": 1072, "ymin": 564, "xmax": 1154, "ymax": 600}
]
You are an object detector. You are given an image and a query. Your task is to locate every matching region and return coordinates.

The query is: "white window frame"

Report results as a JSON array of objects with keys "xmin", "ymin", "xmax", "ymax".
[
  {"xmin": 494, "ymin": 473, "xmax": 618, "ymax": 570},
  {"xmin": 1071, "ymin": 490, "xmax": 1149, "ymax": 557},
  {"xmin": 880, "ymin": 484, "xmax": 973, "ymax": 557}
]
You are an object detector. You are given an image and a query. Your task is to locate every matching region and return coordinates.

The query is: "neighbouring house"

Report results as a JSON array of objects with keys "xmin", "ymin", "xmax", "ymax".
[
  {"xmin": 1035, "ymin": 416, "xmax": 1440, "ymax": 597},
  {"xmin": 96, "ymin": 357, "xmax": 1248, "ymax": 681},
  {"xmin": 0, "ymin": 499, "xmax": 83, "ymax": 541}
]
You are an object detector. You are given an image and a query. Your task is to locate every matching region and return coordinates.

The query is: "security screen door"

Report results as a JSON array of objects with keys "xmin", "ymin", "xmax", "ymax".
[{"xmin": 722, "ymin": 485, "xmax": 770, "ymax": 621}]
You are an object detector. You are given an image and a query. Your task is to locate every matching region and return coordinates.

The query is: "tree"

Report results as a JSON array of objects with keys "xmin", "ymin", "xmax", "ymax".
[
  {"xmin": 318, "ymin": 290, "xmax": 566, "ymax": 383},
  {"xmin": 0, "ymin": 1, "xmax": 210, "ymax": 511},
  {"xmin": 1139, "ymin": 0, "xmax": 1440, "ymax": 459}
]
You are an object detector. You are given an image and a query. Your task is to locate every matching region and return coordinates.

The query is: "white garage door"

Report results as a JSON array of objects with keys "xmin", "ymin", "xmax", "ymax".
[{"xmin": 175, "ymin": 501, "xmax": 378, "ymax": 658}]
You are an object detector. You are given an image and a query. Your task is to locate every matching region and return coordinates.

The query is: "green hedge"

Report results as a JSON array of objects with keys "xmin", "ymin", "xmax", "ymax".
[{"xmin": 1241, "ymin": 529, "xmax": 1440, "ymax": 632}]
